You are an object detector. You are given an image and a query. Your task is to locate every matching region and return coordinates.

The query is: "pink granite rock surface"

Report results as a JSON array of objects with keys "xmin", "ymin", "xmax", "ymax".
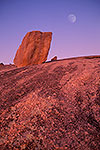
[{"xmin": 0, "ymin": 56, "xmax": 100, "ymax": 149}]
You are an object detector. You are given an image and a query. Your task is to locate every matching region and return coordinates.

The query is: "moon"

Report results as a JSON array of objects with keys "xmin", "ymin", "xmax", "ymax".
[{"xmin": 68, "ymin": 14, "xmax": 77, "ymax": 23}]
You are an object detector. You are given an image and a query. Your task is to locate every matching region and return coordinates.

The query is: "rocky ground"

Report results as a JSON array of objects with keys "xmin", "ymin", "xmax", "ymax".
[{"xmin": 0, "ymin": 56, "xmax": 100, "ymax": 149}]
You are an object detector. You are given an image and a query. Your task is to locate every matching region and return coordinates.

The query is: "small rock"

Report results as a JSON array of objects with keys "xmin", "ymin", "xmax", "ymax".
[
  {"xmin": 0, "ymin": 63, "xmax": 4, "ymax": 66},
  {"xmin": 51, "ymin": 56, "xmax": 57, "ymax": 61}
]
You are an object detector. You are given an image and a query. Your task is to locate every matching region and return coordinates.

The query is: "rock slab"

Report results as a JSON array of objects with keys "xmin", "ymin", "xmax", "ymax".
[
  {"xmin": 0, "ymin": 56, "xmax": 100, "ymax": 149},
  {"xmin": 13, "ymin": 31, "xmax": 52, "ymax": 67}
]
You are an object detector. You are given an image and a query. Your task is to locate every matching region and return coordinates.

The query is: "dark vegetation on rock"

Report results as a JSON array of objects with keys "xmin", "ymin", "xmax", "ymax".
[{"xmin": 0, "ymin": 56, "xmax": 100, "ymax": 149}]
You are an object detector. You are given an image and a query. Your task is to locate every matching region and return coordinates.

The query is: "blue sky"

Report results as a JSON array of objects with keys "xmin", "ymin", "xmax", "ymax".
[{"xmin": 0, "ymin": 0, "xmax": 100, "ymax": 64}]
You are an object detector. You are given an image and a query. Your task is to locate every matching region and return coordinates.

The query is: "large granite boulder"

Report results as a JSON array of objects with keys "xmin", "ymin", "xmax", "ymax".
[
  {"xmin": 13, "ymin": 31, "xmax": 52, "ymax": 67},
  {"xmin": 0, "ymin": 56, "xmax": 100, "ymax": 149}
]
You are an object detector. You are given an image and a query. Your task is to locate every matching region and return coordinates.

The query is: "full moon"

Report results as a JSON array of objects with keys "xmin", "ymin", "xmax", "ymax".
[{"xmin": 68, "ymin": 14, "xmax": 77, "ymax": 23}]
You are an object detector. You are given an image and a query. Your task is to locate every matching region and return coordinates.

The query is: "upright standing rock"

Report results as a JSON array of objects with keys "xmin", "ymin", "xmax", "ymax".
[{"xmin": 13, "ymin": 31, "xmax": 52, "ymax": 67}]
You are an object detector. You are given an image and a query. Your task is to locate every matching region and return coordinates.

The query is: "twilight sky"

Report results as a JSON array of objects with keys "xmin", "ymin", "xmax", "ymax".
[{"xmin": 0, "ymin": 0, "xmax": 100, "ymax": 64}]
